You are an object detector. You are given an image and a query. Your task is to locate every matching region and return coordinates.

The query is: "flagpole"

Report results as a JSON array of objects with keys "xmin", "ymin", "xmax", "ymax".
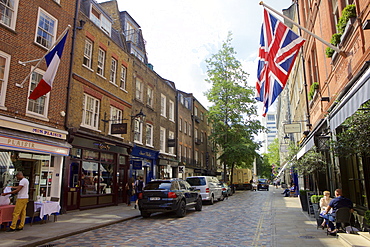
[
  {"xmin": 16, "ymin": 25, "xmax": 72, "ymax": 88},
  {"xmin": 259, "ymin": 2, "xmax": 346, "ymax": 57}
]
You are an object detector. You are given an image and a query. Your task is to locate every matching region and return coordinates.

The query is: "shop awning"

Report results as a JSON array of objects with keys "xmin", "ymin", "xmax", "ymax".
[
  {"xmin": 329, "ymin": 65, "xmax": 370, "ymax": 132},
  {"xmin": 0, "ymin": 151, "xmax": 13, "ymax": 168},
  {"xmin": 297, "ymin": 137, "xmax": 315, "ymax": 159},
  {"xmin": 276, "ymin": 162, "xmax": 291, "ymax": 177}
]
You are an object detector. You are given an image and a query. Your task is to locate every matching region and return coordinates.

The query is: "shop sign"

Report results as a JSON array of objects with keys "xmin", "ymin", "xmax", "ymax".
[
  {"xmin": 132, "ymin": 160, "xmax": 142, "ymax": 170},
  {"xmin": 111, "ymin": 123, "xmax": 127, "ymax": 134},
  {"xmin": 167, "ymin": 139, "xmax": 176, "ymax": 147},
  {"xmin": 284, "ymin": 123, "xmax": 301, "ymax": 133},
  {"xmin": 131, "ymin": 146, "xmax": 159, "ymax": 160},
  {"xmin": 178, "ymin": 166, "xmax": 185, "ymax": 173},
  {"xmin": 0, "ymin": 118, "xmax": 66, "ymax": 139},
  {"xmin": 0, "ymin": 135, "xmax": 69, "ymax": 156}
]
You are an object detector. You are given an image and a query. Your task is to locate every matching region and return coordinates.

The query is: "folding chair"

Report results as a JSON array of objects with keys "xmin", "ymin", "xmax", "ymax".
[
  {"xmin": 49, "ymin": 197, "xmax": 60, "ymax": 222},
  {"xmin": 327, "ymin": 207, "xmax": 353, "ymax": 236},
  {"xmin": 26, "ymin": 201, "xmax": 40, "ymax": 226}
]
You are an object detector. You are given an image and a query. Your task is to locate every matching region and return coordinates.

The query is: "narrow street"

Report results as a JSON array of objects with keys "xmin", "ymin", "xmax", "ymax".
[{"xmin": 40, "ymin": 186, "xmax": 342, "ymax": 247}]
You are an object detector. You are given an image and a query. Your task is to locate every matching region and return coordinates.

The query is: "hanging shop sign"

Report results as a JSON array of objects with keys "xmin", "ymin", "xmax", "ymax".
[
  {"xmin": 111, "ymin": 123, "xmax": 127, "ymax": 134},
  {"xmin": 132, "ymin": 160, "xmax": 143, "ymax": 170},
  {"xmin": 284, "ymin": 123, "xmax": 301, "ymax": 133},
  {"xmin": 167, "ymin": 139, "xmax": 176, "ymax": 147}
]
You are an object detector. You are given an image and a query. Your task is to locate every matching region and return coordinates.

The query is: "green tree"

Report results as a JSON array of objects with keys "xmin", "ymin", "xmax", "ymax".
[
  {"xmin": 265, "ymin": 138, "xmax": 280, "ymax": 174},
  {"xmin": 286, "ymin": 144, "xmax": 326, "ymax": 193},
  {"xmin": 257, "ymin": 153, "xmax": 273, "ymax": 179},
  {"xmin": 205, "ymin": 32, "xmax": 263, "ymax": 182},
  {"xmin": 333, "ymin": 100, "xmax": 370, "ymax": 157}
]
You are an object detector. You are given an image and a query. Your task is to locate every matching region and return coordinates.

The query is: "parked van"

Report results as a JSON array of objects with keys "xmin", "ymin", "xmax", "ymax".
[{"xmin": 186, "ymin": 176, "xmax": 224, "ymax": 204}]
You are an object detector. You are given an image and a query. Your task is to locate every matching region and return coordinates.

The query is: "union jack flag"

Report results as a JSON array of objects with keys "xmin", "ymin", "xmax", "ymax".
[{"xmin": 256, "ymin": 8, "xmax": 305, "ymax": 116}]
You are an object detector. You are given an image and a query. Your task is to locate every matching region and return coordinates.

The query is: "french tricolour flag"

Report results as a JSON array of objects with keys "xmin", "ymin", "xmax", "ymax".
[{"xmin": 29, "ymin": 31, "xmax": 69, "ymax": 100}]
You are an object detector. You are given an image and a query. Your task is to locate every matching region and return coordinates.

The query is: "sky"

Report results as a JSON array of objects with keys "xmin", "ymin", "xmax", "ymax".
[{"xmin": 101, "ymin": 0, "xmax": 294, "ymax": 112}]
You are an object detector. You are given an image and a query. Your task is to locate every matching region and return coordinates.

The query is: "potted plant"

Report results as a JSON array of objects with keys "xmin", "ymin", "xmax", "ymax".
[
  {"xmin": 364, "ymin": 210, "xmax": 370, "ymax": 228},
  {"xmin": 325, "ymin": 4, "xmax": 356, "ymax": 58},
  {"xmin": 308, "ymin": 82, "xmax": 319, "ymax": 100},
  {"xmin": 299, "ymin": 190, "xmax": 309, "ymax": 212},
  {"xmin": 310, "ymin": 195, "xmax": 324, "ymax": 227},
  {"xmin": 310, "ymin": 195, "xmax": 324, "ymax": 213}
]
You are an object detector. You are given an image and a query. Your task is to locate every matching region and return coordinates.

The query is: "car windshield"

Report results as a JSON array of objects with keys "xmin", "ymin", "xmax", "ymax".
[
  {"xmin": 144, "ymin": 181, "xmax": 172, "ymax": 190},
  {"xmin": 186, "ymin": 177, "xmax": 206, "ymax": 186},
  {"xmin": 258, "ymin": 179, "xmax": 267, "ymax": 183}
]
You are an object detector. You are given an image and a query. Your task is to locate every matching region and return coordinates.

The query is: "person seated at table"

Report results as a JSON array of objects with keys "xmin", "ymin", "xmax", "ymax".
[
  {"xmin": 321, "ymin": 189, "xmax": 353, "ymax": 235},
  {"xmin": 282, "ymin": 183, "xmax": 295, "ymax": 197},
  {"xmin": 319, "ymin": 191, "xmax": 332, "ymax": 228}
]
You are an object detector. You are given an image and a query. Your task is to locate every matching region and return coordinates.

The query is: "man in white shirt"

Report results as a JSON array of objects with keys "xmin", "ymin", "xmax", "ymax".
[{"xmin": 1, "ymin": 171, "xmax": 29, "ymax": 232}]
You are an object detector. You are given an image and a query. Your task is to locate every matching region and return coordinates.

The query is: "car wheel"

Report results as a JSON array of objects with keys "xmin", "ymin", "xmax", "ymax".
[
  {"xmin": 176, "ymin": 200, "xmax": 186, "ymax": 217},
  {"xmin": 219, "ymin": 194, "xmax": 225, "ymax": 201},
  {"xmin": 209, "ymin": 195, "xmax": 214, "ymax": 205},
  {"xmin": 141, "ymin": 211, "xmax": 151, "ymax": 218},
  {"xmin": 195, "ymin": 197, "xmax": 202, "ymax": 211}
]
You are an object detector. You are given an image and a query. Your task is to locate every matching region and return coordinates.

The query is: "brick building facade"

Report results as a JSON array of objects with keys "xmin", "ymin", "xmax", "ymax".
[{"xmin": 0, "ymin": 0, "xmax": 75, "ymax": 203}]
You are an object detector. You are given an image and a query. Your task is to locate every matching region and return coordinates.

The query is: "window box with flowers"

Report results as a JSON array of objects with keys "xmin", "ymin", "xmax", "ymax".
[{"xmin": 326, "ymin": 4, "xmax": 357, "ymax": 58}]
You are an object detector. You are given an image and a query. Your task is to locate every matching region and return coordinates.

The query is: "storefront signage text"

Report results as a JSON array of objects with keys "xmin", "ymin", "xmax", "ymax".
[
  {"xmin": 8, "ymin": 139, "xmax": 35, "ymax": 148},
  {"xmin": 93, "ymin": 142, "xmax": 111, "ymax": 150},
  {"xmin": 0, "ymin": 135, "xmax": 69, "ymax": 156},
  {"xmin": 32, "ymin": 128, "xmax": 63, "ymax": 138},
  {"xmin": 138, "ymin": 151, "xmax": 153, "ymax": 158}
]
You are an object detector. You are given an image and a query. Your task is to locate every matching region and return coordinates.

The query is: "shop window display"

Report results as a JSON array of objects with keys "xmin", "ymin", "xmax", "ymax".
[{"xmin": 81, "ymin": 161, "xmax": 114, "ymax": 195}]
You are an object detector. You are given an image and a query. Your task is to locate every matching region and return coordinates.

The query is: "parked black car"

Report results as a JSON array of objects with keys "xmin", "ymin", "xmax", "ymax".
[
  {"xmin": 138, "ymin": 179, "xmax": 202, "ymax": 218},
  {"xmin": 257, "ymin": 179, "xmax": 269, "ymax": 191}
]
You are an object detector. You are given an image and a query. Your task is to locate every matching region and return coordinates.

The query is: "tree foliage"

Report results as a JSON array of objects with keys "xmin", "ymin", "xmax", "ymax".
[
  {"xmin": 204, "ymin": 32, "xmax": 264, "ymax": 180},
  {"xmin": 285, "ymin": 145, "xmax": 326, "ymax": 176},
  {"xmin": 266, "ymin": 138, "xmax": 280, "ymax": 166},
  {"xmin": 257, "ymin": 153, "xmax": 273, "ymax": 179},
  {"xmin": 332, "ymin": 101, "xmax": 370, "ymax": 157}
]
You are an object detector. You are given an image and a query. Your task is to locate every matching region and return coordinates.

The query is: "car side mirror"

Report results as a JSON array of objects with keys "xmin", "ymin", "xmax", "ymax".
[{"xmin": 189, "ymin": 187, "xmax": 194, "ymax": 191}]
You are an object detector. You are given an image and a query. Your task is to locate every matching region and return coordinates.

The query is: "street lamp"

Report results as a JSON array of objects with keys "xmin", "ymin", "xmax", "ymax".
[
  {"xmin": 131, "ymin": 109, "xmax": 146, "ymax": 142},
  {"xmin": 131, "ymin": 109, "xmax": 146, "ymax": 122}
]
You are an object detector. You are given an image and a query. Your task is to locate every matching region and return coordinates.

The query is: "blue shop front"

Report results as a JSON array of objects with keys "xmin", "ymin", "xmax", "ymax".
[{"xmin": 130, "ymin": 145, "xmax": 159, "ymax": 183}]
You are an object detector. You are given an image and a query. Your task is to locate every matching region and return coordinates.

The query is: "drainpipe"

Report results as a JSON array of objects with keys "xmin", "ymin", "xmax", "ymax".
[
  {"xmin": 61, "ymin": 0, "xmax": 81, "ymax": 213},
  {"xmin": 294, "ymin": 0, "xmax": 311, "ymax": 130}
]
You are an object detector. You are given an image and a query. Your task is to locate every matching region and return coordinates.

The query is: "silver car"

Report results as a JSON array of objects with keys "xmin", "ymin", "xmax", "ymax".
[{"xmin": 186, "ymin": 176, "xmax": 224, "ymax": 204}]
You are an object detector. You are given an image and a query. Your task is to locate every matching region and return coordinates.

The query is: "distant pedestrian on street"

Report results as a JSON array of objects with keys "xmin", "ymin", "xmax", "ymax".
[
  {"xmin": 276, "ymin": 178, "xmax": 281, "ymax": 188},
  {"xmin": 2, "ymin": 171, "xmax": 29, "ymax": 232},
  {"xmin": 125, "ymin": 177, "xmax": 135, "ymax": 206},
  {"xmin": 134, "ymin": 176, "xmax": 144, "ymax": 209}
]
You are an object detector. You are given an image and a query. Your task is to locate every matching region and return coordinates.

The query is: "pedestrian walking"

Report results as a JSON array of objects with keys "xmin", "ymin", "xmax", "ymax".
[
  {"xmin": 125, "ymin": 177, "xmax": 135, "ymax": 206},
  {"xmin": 134, "ymin": 176, "xmax": 144, "ymax": 209},
  {"xmin": 2, "ymin": 171, "xmax": 29, "ymax": 232}
]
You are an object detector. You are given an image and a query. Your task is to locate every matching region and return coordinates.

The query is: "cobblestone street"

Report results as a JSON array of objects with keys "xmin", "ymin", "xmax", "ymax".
[{"xmin": 40, "ymin": 187, "xmax": 342, "ymax": 247}]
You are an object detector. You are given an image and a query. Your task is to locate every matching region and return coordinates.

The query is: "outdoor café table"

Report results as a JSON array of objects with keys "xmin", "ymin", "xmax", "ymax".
[
  {"xmin": 0, "ymin": 205, "xmax": 16, "ymax": 228},
  {"xmin": 34, "ymin": 201, "xmax": 60, "ymax": 220}
]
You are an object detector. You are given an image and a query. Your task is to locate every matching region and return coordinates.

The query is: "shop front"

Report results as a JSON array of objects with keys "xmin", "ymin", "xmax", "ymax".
[
  {"xmin": 157, "ymin": 155, "xmax": 178, "ymax": 179},
  {"xmin": 130, "ymin": 145, "xmax": 158, "ymax": 183},
  {"xmin": 65, "ymin": 132, "xmax": 131, "ymax": 210},
  {"xmin": 0, "ymin": 117, "xmax": 70, "ymax": 202}
]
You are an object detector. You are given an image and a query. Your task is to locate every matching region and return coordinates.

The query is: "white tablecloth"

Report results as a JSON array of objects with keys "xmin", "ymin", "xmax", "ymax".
[{"xmin": 34, "ymin": 201, "xmax": 61, "ymax": 218}]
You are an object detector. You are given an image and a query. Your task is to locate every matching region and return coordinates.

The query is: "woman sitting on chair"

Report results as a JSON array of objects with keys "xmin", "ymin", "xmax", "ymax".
[{"xmin": 319, "ymin": 191, "xmax": 332, "ymax": 228}]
